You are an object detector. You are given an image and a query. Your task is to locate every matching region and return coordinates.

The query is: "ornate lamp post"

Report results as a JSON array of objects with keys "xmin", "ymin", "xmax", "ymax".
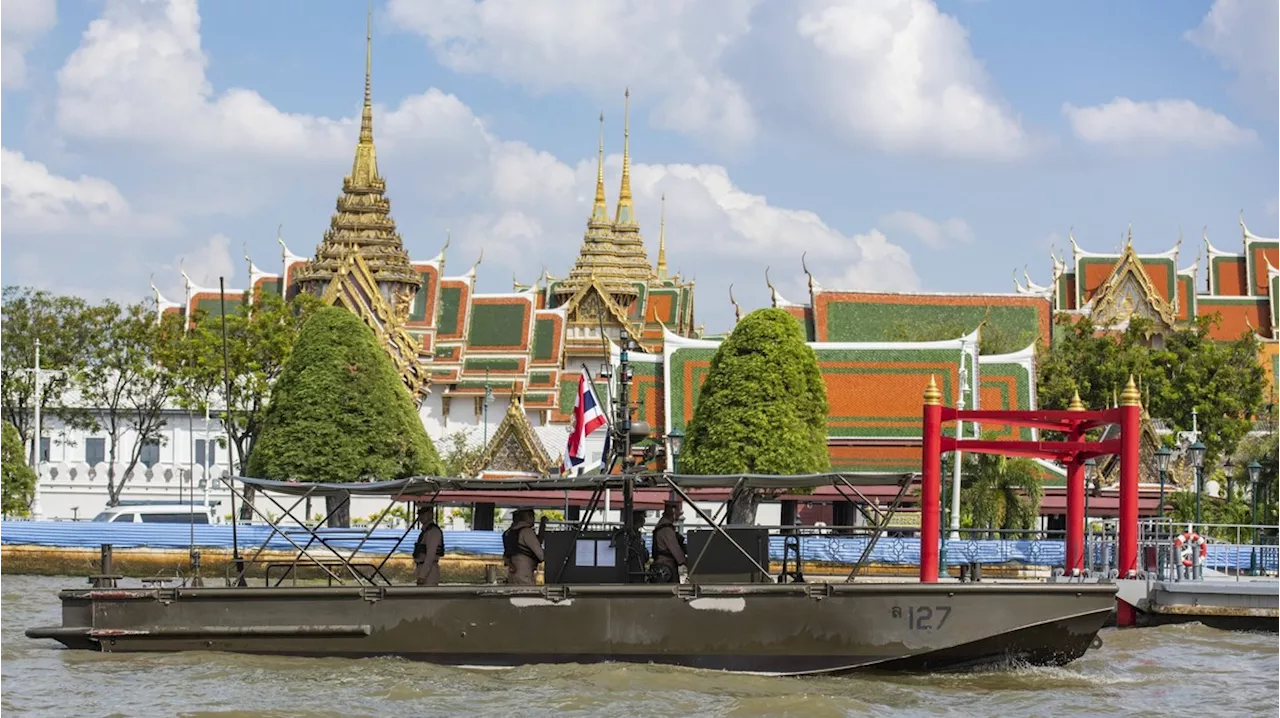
[
  {"xmin": 667, "ymin": 428, "xmax": 685, "ymax": 473},
  {"xmin": 1188, "ymin": 440, "xmax": 1207, "ymax": 528},
  {"xmin": 1248, "ymin": 460, "xmax": 1262, "ymax": 576},
  {"xmin": 1154, "ymin": 446, "xmax": 1172, "ymax": 525},
  {"xmin": 482, "ymin": 369, "xmax": 494, "ymax": 447}
]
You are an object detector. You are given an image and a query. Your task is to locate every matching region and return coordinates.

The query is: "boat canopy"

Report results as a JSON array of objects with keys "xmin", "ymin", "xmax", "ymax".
[{"xmin": 230, "ymin": 472, "xmax": 916, "ymax": 498}]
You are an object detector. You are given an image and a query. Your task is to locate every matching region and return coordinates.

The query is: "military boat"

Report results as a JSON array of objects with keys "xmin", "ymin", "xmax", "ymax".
[{"xmin": 26, "ymin": 472, "xmax": 1116, "ymax": 675}]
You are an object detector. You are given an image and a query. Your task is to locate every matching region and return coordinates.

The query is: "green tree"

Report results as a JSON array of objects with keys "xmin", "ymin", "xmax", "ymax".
[
  {"xmin": 680, "ymin": 308, "xmax": 830, "ymax": 523},
  {"xmin": 2, "ymin": 422, "xmax": 38, "ymax": 516},
  {"xmin": 246, "ymin": 307, "xmax": 441, "ymax": 526},
  {"xmin": 160, "ymin": 291, "xmax": 322, "ymax": 518},
  {"xmin": 1, "ymin": 287, "xmax": 97, "ymax": 451},
  {"xmin": 958, "ymin": 451, "xmax": 1043, "ymax": 538},
  {"xmin": 439, "ymin": 429, "xmax": 487, "ymax": 477},
  {"xmin": 77, "ymin": 300, "xmax": 178, "ymax": 506},
  {"xmin": 1038, "ymin": 315, "xmax": 1265, "ymax": 465}
]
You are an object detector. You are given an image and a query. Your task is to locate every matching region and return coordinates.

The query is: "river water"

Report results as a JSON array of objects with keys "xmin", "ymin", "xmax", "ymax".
[{"xmin": 2, "ymin": 575, "xmax": 1276, "ymax": 717}]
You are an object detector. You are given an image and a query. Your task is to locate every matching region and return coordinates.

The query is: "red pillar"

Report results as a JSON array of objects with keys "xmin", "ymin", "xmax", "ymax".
[
  {"xmin": 1065, "ymin": 453, "xmax": 1085, "ymax": 575},
  {"xmin": 920, "ymin": 376, "xmax": 942, "ymax": 583},
  {"xmin": 1065, "ymin": 392, "xmax": 1087, "ymax": 575},
  {"xmin": 1117, "ymin": 376, "xmax": 1142, "ymax": 626}
]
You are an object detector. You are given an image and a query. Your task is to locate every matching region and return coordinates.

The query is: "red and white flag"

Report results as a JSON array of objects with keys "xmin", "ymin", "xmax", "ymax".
[{"xmin": 564, "ymin": 372, "xmax": 608, "ymax": 473}]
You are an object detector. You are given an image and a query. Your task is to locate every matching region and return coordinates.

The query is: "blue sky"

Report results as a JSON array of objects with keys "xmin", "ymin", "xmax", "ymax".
[{"xmin": 2, "ymin": 0, "xmax": 1276, "ymax": 332}]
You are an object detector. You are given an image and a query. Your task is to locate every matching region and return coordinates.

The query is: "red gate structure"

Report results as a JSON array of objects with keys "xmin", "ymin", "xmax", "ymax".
[{"xmin": 919, "ymin": 375, "xmax": 1142, "ymax": 626}]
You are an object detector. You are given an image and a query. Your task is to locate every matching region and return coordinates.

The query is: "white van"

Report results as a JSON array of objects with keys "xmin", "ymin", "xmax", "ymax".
[{"xmin": 92, "ymin": 503, "xmax": 218, "ymax": 525}]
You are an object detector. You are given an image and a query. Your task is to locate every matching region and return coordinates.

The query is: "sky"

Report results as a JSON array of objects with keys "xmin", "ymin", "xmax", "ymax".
[{"xmin": 1, "ymin": 0, "xmax": 1276, "ymax": 333}]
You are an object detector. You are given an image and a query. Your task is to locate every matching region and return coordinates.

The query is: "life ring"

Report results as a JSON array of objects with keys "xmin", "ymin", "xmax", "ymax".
[{"xmin": 1173, "ymin": 531, "xmax": 1207, "ymax": 567}]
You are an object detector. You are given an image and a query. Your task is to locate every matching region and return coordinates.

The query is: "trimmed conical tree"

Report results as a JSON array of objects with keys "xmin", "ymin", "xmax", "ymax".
[
  {"xmin": 680, "ymin": 308, "xmax": 829, "ymax": 523},
  {"xmin": 247, "ymin": 306, "xmax": 441, "ymax": 526}
]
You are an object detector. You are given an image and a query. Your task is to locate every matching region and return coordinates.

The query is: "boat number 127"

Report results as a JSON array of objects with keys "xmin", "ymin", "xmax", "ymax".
[{"xmin": 892, "ymin": 605, "xmax": 951, "ymax": 631}]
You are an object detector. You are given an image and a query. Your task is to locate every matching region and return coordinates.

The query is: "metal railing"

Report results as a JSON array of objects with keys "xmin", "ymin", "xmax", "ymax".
[{"xmin": 1083, "ymin": 518, "xmax": 1279, "ymax": 581}]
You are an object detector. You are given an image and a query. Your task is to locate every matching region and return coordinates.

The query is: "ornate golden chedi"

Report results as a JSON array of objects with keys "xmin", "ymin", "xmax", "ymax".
[{"xmin": 291, "ymin": 9, "xmax": 430, "ymax": 396}]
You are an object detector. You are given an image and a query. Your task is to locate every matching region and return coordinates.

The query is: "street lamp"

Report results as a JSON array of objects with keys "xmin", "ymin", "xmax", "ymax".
[
  {"xmin": 1223, "ymin": 457, "xmax": 1235, "ymax": 500},
  {"xmin": 1248, "ymin": 460, "xmax": 1262, "ymax": 576},
  {"xmin": 482, "ymin": 369, "xmax": 494, "ymax": 447},
  {"xmin": 1154, "ymin": 446, "xmax": 1172, "ymax": 525},
  {"xmin": 667, "ymin": 428, "xmax": 685, "ymax": 473},
  {"xmin": 1188, "ymin": 440, "xmax": 1206, "ymax": 528}
]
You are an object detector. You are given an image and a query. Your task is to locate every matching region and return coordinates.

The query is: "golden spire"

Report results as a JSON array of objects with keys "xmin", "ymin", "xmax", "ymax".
[
  {"xmin": 615, "ymin": 88, "xmax": 636, "ymax": 227},
  {"xmin": 590, "ymin": 112, "xmax": 609, "ymax": 226},
  {"xmin": 1068, "ymin": 390, "xmax": 1086, "ymax": 411},
  {"xmin": 923, "ymin": 375, "xmax": 942, "ymax": 406},
  {"xmin": 351, "ymin": 1, "xmax": 378, "ymax": 185},
  {"xmin": 1120, "ymin": 375, "xmax": 1141, "ymax": 407},
  {"xmin": 656, "ymin": 193, "xmax": 668, "ymax": 277}
]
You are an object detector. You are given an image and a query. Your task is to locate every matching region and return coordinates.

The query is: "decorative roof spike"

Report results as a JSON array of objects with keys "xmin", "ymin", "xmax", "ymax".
[
  {"xmin": 923, "ymin": 375, "xmax": 942, "ymax": 406},
  {"xmin": 766, "ymin": 266, "xmax": 778, "ymax": 307},
  {"xmin": 351, "ymin": 1, "xmax": 378, "ymax": 185},
  {"xmin": 1126, "ymin": 223, "xmax": 1133, "ymax": 247},
  {"xmin": 590, "ymin": 112, "xmax": 609, "ymax": 227},
  {"xmin": 1068, "ymin": 390, "xmax": 1086, "ymax": 411},
  {"xmin": 656, "ymin": 192, "xmax": 668, "ymax": 278},
  {"xmin": 729, "ymin": 283, "xmax": 742, "ymax": 324},
  {"xmin": 614, "ymin": 88, "xmax": 636, "ymax": 228},
  {"xmin": 1120, "ymin": 375, "xmax": 1141, "ymax": 407}
]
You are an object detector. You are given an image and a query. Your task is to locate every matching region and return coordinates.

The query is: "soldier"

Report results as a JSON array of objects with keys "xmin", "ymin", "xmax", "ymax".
[
  {"xmin": 651, "ymin": 501, "xmax": 687, "ymax": 583},
  {"xmin": 614, "ymin": 509, "xmax": 650, "ymax": 579},
  {"xmin": 413, "ymin": 503, "xmax": 444, "ymax": 586},
  {"xmin": 503, "ymin": 508, "xmax": 545, "ymax": 585}
]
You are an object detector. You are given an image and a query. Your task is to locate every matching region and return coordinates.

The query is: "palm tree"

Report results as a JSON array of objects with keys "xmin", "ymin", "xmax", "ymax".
[{"xmin": 960, "ymin": 451, "xmax": 1043, "ymax": 539}]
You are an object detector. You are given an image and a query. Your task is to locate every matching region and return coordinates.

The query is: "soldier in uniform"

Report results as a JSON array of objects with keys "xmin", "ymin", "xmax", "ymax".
[
  {"xmin": 651, "ymin": 501, "xmax": 687, "ymax": 583},
  {"xmin": 502, "ymin": 508, "xmax": 545, "ymax": 585},
  {"xmin": 614, "ymin": 509, "xmax": 650, "ymax": 580},
  {"xmin": 413, "ymin": 503, "xmax": 444, "ymax": 586}
]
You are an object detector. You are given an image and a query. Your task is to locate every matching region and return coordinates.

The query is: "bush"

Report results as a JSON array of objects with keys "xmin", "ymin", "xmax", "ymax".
[
  {"xmin": 246, "ymin": 307, "xmax": 441, "ymax": 524},
  {"xmin": 679, "ymin": 308, "xmax": 830, "ymax": 521},
  {"xmin": 1, "ymin": 422, "xmax": 36, "ymax": 516}
]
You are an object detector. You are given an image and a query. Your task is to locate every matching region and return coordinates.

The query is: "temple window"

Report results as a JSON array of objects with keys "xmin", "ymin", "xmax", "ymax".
[
  {"xmin": 195, "ymin": 439, "xmax": 216, "ymax": 468},
  {"xmin": 140, "ymin": 439, "xmax": 161, "ymax": 468},
  {"xmin": 85, "ymin": 438, "xmax": 105, "ymax": 466}
]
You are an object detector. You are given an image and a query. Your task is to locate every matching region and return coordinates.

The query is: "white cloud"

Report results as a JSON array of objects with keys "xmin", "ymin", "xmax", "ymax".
[
  {"xmin": 1, "ymin": 0, "xmax": 57, "ymax": 89},
  {"xmin": 10, "ymin": 0, "xmax": 920, "ymax": 330},
  {"xmin": 1185, "ymin": 0, "xmax": 1279, "ymax": 100},
  {"xmin": 387, "ymin": 0, "xmax": 761, "ymax": 147},
  {"xmin": 879, "ymin": 210, "xmax": 973, "ymax": 249},
  {"xmin": 0, "ymin": 148, "xmax": 171, "ymax": 233},
  {"xmin": 55, "ymin": 0, "xmax": 350, "ymax": 161},
  {"xmin": 1062, "ymin": 98, "xmax": 1256, "ymax": 149},
  {"xmin": 389, "ymin": 0, "xmax": 1031, "ymax": 161},
  {"xmin": 785, "ymin": 0, "xmax": 1031, "ymax": 160}
]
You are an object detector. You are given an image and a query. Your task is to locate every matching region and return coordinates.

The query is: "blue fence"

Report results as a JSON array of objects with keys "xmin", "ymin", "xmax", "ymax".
[{"xmin": 3, "ymin": 522, "xmax": 1276, "ymax": 570}]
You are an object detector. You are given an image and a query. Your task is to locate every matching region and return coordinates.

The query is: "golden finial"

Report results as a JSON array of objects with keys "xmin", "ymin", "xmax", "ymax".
[
  {"xmin": 1126, "ymin": 224, "xmax": 1132, "ymax": 247},
  {"xmin": 729, "ymin": 283, "xmax": 742, "ymax": 324},
  {"xmin": 1068, "ymin": 390, "xmax": 1086, "ymax": 411},
  {"xmin": 1120, "ymin": 375, "xmax": 1141, "ymax": 406},
  {"xmin": 349, "ymin": 1, "xmax": 379, "ymax": 185},
  {"xmin": 590, "ymin": 112, "xmax": 608, "ymax": 226},
  {"xmin": 655, "ymin": 192, "xmax": 668, "ymax": 277},
  {"xmin": 923, "ymin": 375, "xmax": 942, "ymax": 406},
  {"xmin": 614, "ymin": 88, "xmax": 635, "ymax": 227}
]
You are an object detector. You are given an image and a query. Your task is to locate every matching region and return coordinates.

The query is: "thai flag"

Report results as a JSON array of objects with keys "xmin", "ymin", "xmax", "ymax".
[{"xmin": 564, "ymin": 372, "xmax": 608, "ymax": 473}]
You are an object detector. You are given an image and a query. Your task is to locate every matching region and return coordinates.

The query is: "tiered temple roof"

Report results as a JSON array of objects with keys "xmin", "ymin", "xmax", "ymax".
[{"xmin": 1026, "ymin": 220, "xmax": 1278, "ymax": 395}]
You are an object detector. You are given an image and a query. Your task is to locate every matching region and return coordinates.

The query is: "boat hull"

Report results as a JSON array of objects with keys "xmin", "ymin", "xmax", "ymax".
[{"xmin": 27, "ymin": 582, "xmax": 1116, "ymax": 675}]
